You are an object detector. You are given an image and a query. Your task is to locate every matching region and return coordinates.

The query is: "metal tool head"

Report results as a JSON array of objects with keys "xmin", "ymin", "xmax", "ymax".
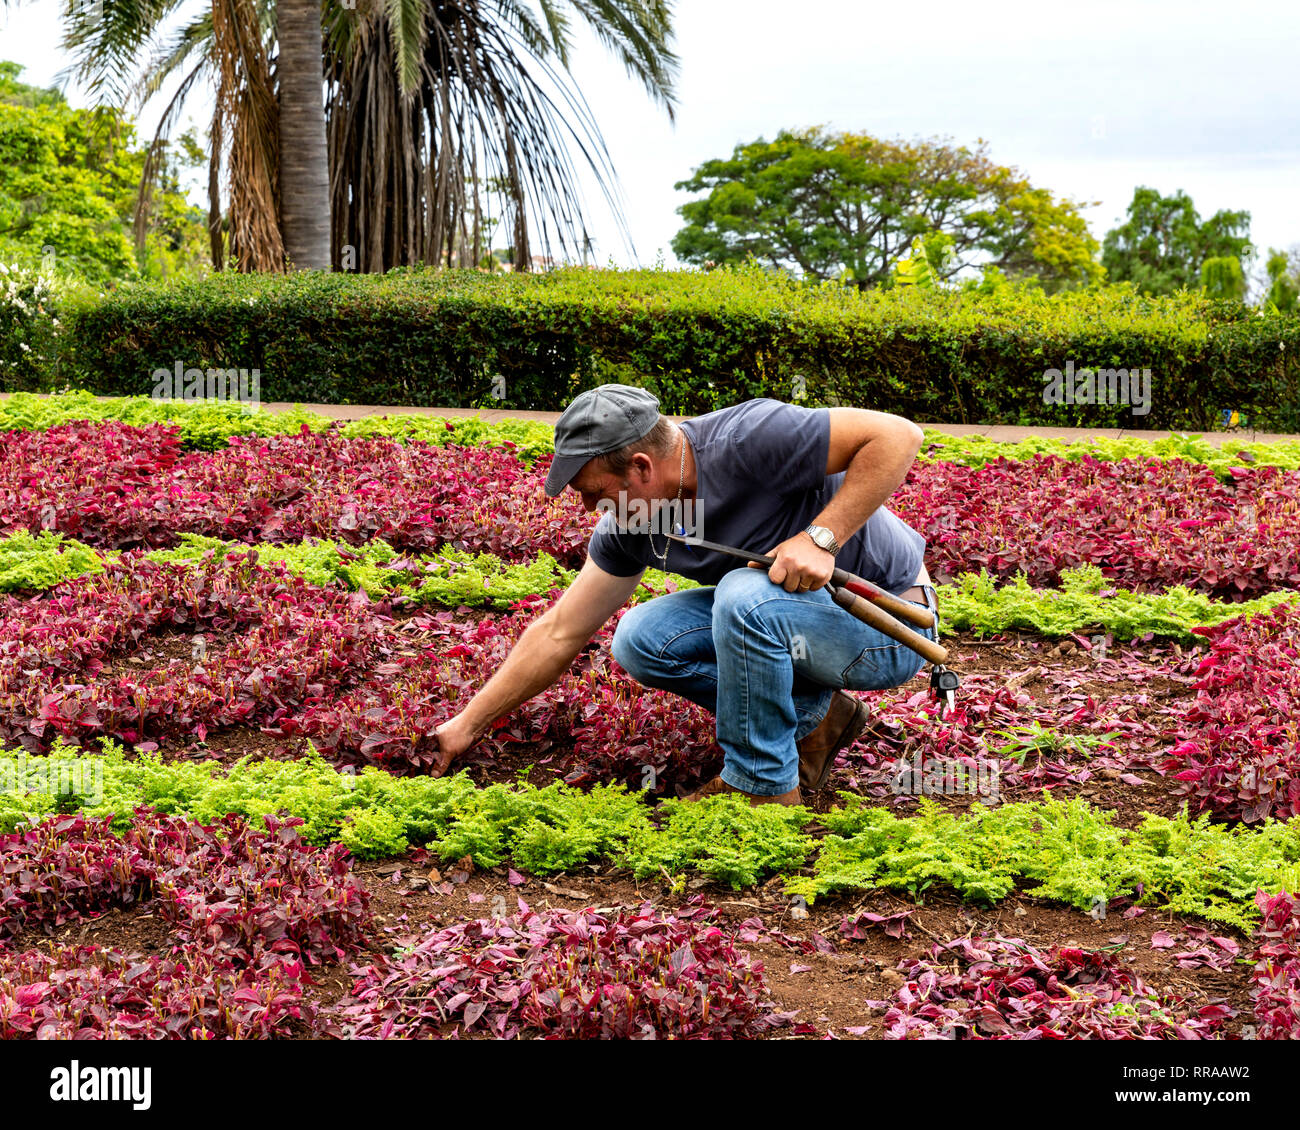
[{"xmin": 663, "ymin": 532, "xmax": 773, "ymax": 567}]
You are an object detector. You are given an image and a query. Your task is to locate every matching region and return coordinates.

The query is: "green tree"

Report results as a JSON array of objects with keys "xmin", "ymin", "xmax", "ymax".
[
  {"xmin": 0, "ymin": 62, "xmax": 206, "ymax": 282},
  {"xmin": 671, "ymin": 128, "xmax": 1102, "ymax": 290},
  {"xmin": 1101, "ymin": 187, "xmax": 1251, "ymax": 296},
  {"xmin": 1264, "ymin": 247, "xmax": 1300, "ymax": 313},
  {"xmin": 1200, "ymin": 256, "xmax": 1246, "ymax": 301}
]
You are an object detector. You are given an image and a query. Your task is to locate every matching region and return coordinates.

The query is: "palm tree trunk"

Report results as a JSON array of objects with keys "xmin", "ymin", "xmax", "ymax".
[
  {"xmin": 278, "ymin": 0, "xmax": 331, "ymax": 270},
  {"xmin": 208, "ymin": 109, "xmax": 225, "ymax": 270}
]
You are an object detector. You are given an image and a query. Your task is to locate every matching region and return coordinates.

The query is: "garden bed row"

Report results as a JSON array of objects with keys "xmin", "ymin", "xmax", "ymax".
[
  {"xmin": 1, "ymin": 538, "xmax": 1298, "ymax": 819},
  {"xmin": 6, "ymin": 417, "xmax": 1300, "ymax": 595},
  {"xmin": 6, "ymin": 390, "xmax": 1300, "ymax": 474},
  {"xmin": 4, "ymin": 808, "xmax": 1299, "ymax": 1039}
]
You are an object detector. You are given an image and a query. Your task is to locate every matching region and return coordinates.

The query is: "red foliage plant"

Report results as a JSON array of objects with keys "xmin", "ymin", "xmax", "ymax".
[
  {"xmin": 0, "ymin": 943, "xmax": 313, "ymax": 1039},
  {"xmin": 892, "ymin": 455, "xmax": 1300, "ymax": 597},
  {"xmin": 0, "ymin": 421, "xmax": 184, "ymax": 548},
  {"xmin": 330, "ymin": 899, "xmax": 787, "ymax": 1040},
  {"xmin": 1162, "ymin": 603, "xmax": 1300, "ymax": 822},
  {"xmin": 294, "ymin": 602, "xmax": 723, "ymax": 791},
  {"xmin": 1250, "ymin": 890, "xmax": 1300, "ymax": 1040},
  {"xmin": 1, "ymin": 422, "xmax": 593, "ymax": 563},
  {"xmin": 10, "ymin": 422, "xmax": 1300, "ymax": 597},
  {"xmin": 0, "ymin": 811, "xmax": 370, "ymax": 966},
  {"xmin": 869, "ymin": 934, "xmax": 1234, "ymax": 1039}
]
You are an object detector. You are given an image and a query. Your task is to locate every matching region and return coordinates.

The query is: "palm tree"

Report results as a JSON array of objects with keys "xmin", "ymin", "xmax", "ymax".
[
  {"xmin": 63, "ymin": 0, "xmax": 284, "ymax": 270},
  {"xmin": 60, "ymin": 0, "xmax": 678, "ymax": 272},
  {"xmin": 323, "ymin": 1, "xmax": 676, "ymax": 271}
]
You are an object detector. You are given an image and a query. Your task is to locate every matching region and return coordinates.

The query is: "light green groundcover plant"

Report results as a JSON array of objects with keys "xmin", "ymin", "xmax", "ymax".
[
  {"xmin": 30, "ymin": 529, "xmax": 692, "ymax": 610},
  {"xmin": 0, "ymin": 390, "xmax": 325, "ymax": 450},
  {"xmin": 0, "ymin": 529, "xmax": 104, "ymax": 592},
  {"xmin": 3, "ymin": 740, "xmax": 1299, "ymax": 929},
  {"xmin": 938, "ymin": 565, "xmax": 1297, "ymax": 641},
  {"xmin": 0, "ymin": 391, "xmax": 555, "ymax": 460},
  {"xmin": 141, "ymin": 535, "xmax": 583, "ymax": 608},
  {"xmin": 916, "ymin": 428, "xmax": 1300, "ymax": 478},
  {"xmin": 789, "ymin": 795, "xmax": 1300, "ymax": 932},
  {"xmin": 8, "ymin": 528, "xmax": 1290, "ymax": 640}
]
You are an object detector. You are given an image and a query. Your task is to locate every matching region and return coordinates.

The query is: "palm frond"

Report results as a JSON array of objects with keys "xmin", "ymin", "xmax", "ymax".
[
  {"xmin": 496, "ymin": 0, "xmax": 569, "ymax": 62},
  {"xmin": 60, "ymin": 0, "xmax": 187, "ymax": 107},
  {"xmin": 329, "ymin": 0, "xmax": 637, "ymax": 271},
  {"xmin": 560, "ymin": 0, "xmax": 678, "ymax": 118},
  {"xmin": 385, "ymin": 0, "xmax": 427, "ymax": 95},
  {"xmin": 131, "ymin": 9, "xmax": 213, "ymax": 107},
  {"xmin": 132, "ymin": 58, "xmax": 208, "ymax": 252}
]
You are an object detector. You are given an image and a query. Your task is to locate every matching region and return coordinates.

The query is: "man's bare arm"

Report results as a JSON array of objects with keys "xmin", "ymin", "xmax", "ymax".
[
  {"xmin": 815, "ymin": 407, "xmax": 925, "ymax": 548},
  {"xmin": 432, "ymin": 557, "xmax": 645, "ymax": 774}
]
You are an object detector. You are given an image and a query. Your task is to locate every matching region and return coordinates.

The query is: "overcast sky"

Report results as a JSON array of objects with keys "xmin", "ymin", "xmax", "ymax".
[{"xmin": 3, "ymin": 0, "xmax": 1297, "ymax": 279}]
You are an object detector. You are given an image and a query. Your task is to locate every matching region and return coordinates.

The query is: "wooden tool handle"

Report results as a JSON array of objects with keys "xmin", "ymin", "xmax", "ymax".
[
  {"xmin": 829, "ymin": 568, "xmax": 936, "ymax": 630},
  {"xmin": 828, "ymin": 584, "xmax": 949, "ymax": 665}
]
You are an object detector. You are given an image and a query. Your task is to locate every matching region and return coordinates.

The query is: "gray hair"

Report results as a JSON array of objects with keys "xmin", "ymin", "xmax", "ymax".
[{"xmin": 598, "ymin": 416, "xmax": 677, "ymax": 478}]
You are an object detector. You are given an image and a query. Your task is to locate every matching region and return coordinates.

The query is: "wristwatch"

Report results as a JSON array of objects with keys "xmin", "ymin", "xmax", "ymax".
[{"xmin": 803, "ymin": 524, "xmax": 840, "ymax": 555}]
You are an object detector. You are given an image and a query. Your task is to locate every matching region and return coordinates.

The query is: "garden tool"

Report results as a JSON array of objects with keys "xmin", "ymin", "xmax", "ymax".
[{"xmin": 664, "ymin": 533, "xmax": 950, "ymax": 668}]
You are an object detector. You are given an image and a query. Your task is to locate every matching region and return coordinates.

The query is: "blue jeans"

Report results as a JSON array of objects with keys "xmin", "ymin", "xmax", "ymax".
[{"xmin": 610, "ymin": 567, "xmax": 941, "ymax": 796}]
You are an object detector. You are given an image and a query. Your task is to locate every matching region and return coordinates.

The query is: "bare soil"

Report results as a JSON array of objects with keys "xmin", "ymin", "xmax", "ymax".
[{"xmin": 20, "ymin": 855, "xmax": 1251, "ymax": 1040}]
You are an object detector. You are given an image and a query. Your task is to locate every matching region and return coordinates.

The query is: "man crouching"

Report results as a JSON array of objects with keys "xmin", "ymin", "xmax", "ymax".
[{"xmin": 433, "ymin": 384, "xmax": 939, "ymax": 805}]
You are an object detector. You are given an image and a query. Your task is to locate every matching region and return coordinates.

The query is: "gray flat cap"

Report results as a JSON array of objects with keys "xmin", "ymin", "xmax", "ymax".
[{"xmin": 543, "ymin": 384, "xmax": 661, "ymax": 497}]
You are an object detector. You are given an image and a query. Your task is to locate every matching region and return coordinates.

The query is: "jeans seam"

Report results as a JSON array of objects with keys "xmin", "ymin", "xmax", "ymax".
[
  {"xmin": 794, "ymin": 691, "xmax": 834, "ymax": 742},
  {"xmin": 653, "ymin": 623, "xmax": 713, "ymax": 663},
  {"xmin": 735, "ymin": 610, "xmax": 757, "ymax": 783},
  {"xmin": 727, "ymin": 591, "xmax": 802, "ymax": 792},
  {"xmin": 841, "ymin": 642, "xmax": 900, "ymax": 684}
]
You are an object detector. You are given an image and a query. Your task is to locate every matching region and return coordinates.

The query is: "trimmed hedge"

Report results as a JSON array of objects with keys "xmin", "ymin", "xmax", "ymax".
[{"xmin": 10, "ymin": 266, "xmax": 1300, "ymax": 428}]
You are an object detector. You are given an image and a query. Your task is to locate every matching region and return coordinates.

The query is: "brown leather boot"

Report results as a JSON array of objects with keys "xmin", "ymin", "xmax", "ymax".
[
  {"xmin": 682, "ymin": 775, "xmax": 802, "ymax": 807},
  {"xmin": 796, "ymin": 690, "xmax": 872, "ymax": 791}
]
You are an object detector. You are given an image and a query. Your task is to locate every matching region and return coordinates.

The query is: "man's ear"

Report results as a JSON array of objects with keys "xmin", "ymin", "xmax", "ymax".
[{"xmin": 628, "ymin": 451, "xmax": 655, "ymax": 483}]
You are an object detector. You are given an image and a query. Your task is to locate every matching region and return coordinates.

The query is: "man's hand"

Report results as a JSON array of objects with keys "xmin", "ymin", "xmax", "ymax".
[
  {"xmin": 432, "ymin": 715, "xmax": 481, "ymax": 778},
  {"xmin": 748, "ymin": 532, "xmax": 835, "ymax": 592},
  {"xmin": 426, "ymin": 556, "xmax": 645, "ymax": 778}
]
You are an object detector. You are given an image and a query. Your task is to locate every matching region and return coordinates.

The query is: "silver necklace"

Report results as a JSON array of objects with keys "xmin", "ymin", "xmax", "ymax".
[{"xmin": 651, "ymin": 431, "xmax": 687, "ymax": 567}]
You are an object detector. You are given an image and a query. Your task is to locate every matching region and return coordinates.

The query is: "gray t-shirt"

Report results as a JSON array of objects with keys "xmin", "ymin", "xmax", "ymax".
[{"xmin": 586, "ymin": 398, "xmax": 926, "ymax": 595}]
